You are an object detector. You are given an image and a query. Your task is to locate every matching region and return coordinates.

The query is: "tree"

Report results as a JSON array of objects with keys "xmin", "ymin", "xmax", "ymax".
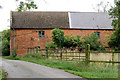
[
  {"xmin": 108, "ymin": 1, "xmax": 120, "ymax": 50},
  {"xmin": 93, "ymin": 1, "xmax": 111, "ymax": 12},
  {"xmin": 51, "ymin": 29, "xmax": 65, "ymax": 48},
  {"xmin": 50, "ymin": 29, "xmax": 83, "ymax": 49},
  {"xmin": 16, "ymin": 0, "xmax": 38, "ymax": 12},
  {"xmin": 82, "ymin": 33, "xmax": 101, "ymax": 50},
  {"xmin": 63, "ymin": 35, "xmax": 82, "ymax": 48},
  {"xmin": 1, "ymin": 29, "xmax": 10, "ymax": 56},
  {"xmin": 108, "ymin": 27, "xmax": 120, "ymax": 50},
  {"xmin": 0, "ymin": 0, "xmax": 38, "ymax": 11}
]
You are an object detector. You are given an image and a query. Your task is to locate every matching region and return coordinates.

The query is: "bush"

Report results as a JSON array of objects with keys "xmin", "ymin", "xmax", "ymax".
[
  {"xmin": 1, "ymin": 29, "xmax": 10, "ymax": 56},
  {"xmin": 45, "ymin": 42, "xmax": 57, "ymax": 49},
  {"xmin": 50, "ymin": 29, "xmax": 83, "ymax": 50},
  {"xmin": 25, "ymin": 52, "xmax": 44, "ymax": 59},
  {"xmin": 97, "ymin": 45, "xmax": 106, "ymax": 51},
  {"xmin": 51, "ymin": 29, "xmax": 65, "ymax": 48},
  {"xmin": 108, "ymin": 27, "xmax": 120, "ymax": 50},
  {"xmin": 63, "ymin": 35, "xmax": 83, "ymax": 50},
  {"xmin": 82, "ymin": 33, "xmax": 101, "ymax": 50}
]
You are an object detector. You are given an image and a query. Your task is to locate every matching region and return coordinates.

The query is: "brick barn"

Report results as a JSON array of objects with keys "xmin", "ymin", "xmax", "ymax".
[{"xmin": 10, "ymin": 11, "xmax": 114, "ymax": 56}]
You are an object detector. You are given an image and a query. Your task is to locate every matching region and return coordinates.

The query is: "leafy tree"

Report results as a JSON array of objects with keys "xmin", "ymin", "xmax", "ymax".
[
  {"xmin": 50, "ymin": 29, "xmax": 83, "ymax": 49},
  {"xmin": 108, "ymin": 1, "xmax": 119, "ymax": 28},
  {"xmin": 63, "ymin": 35, "xmax": 82, "ymax": 49},
  {"xmin": 51, "ymin": 29, "xmax": 65, "ymax": 48},
  {"xmin": 2, "ymin": 29, "xmax": 10, "ymax": 56},
  {"xmin": 16, "ymin": 0, "xmax": 38, "ymax": 12},
  {"xmin": 108, "ymin": 1, "xmax": 120, "ymax": 50},
  {"xmin": 108, "ymin": 27, "xmax": 120, "ymax": 50},
  {"xmin": 82, "ymin": 33, "xmax": 101, "ymax": 50}
]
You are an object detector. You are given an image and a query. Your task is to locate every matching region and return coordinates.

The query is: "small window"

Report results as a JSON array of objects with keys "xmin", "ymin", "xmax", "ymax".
[
  {"xmin": 38, "ymin": 31, "xmax": 45, "ymax": 37},
  {"xmin": 94, "ymin": 32, "xmax": 100, "ymax": 38},
  {"xmin": 31, "ymin": 37, "xmax": 34, "ymax": 41}
]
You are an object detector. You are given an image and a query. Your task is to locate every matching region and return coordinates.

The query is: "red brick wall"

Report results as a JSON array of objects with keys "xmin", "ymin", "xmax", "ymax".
[{"xmin": 10, "ymin": 29, "xmax": 114, "ymax": 56}]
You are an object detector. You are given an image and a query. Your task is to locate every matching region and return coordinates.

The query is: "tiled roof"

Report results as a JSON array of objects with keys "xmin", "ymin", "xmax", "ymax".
[
  {"xmin": 11, "ymin": 11, "xmax": 69, "ymax": 28},
  {"xmin": 11, "ymin": 11, "xmax": 113, "ymax": 29}
]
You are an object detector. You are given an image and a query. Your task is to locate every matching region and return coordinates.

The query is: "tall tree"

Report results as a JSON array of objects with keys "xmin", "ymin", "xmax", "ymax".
[{"xmin": 108, "ymin": 1, "xmax": 120, "ymax": 50}]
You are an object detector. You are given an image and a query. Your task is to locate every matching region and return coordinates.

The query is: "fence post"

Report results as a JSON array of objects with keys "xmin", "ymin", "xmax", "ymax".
[
  {"xmin": 60, "ymin": 49, "xmax": 62, "ymax": 60},
  {"xmin": 112, "ymin": 50, "xmax": 115, "ymax": 66},
  {"xmin": 85, "ymin": 44, "xmax": 90, "ymax": 64},
  {"xmin": 36, "ymin": 47, "xmax": 38, "ymax": 53},
  {"xmin": 45, "ymin": 47, "xmax": 48, "ymax": 58}
]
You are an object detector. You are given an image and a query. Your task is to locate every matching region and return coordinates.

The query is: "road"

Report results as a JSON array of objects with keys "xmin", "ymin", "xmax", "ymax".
[{"xmin": 0, "ymin": 58, "xmax": 86, "ymax": 79}]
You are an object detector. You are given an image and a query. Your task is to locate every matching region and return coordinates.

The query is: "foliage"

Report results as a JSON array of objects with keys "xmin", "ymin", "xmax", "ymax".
[
  {"xmin": 64, "ymin": 35, "xmax": 83, "ymax": 50},
  {"xmin": 93, "ymin": 1, "xmax": 111, "ymax": 12},
  {"xmin": 45, "ymin": 42, "xmax": 57, "ymax": 49},
  {"xmin": 0, "ymin": 67, "xmax": 6, "ymax": 80},
  {"xmin": 51, "ymin": 29, "xmax": 83, "ymax": 50},
  {"xmin": 12, "ymin": 48, "xmax": 17, "ymax": 58},
  {"xmin": 108, "ymin": 27, "xmax": 120, "ymax": 50},
  {"xmin": 2, "ymin": 29, "xmax": 10, "ymax": 56},
  {"xmin": 108, "ymin": 1, "xmax": 119, "ymax": 28},
  {"xmin": 25, "ymin": 52, "xmax": 45, "ymax": 59},
  {"xmin": 82, "ymin": 33, "xmax": 101, "ymax": 50},
  {"xmin": 2, "ymin": 56, "xmax": 20, "ymax": 60},
  {"xmin": 108, "ymin": 1, "xmax": 120, "ymax": 50},
  {"xmin": 64, "ymin": 35, "xmax": 78, "ymax": 48},
  {"xmin": 16, "ymin": 0, "xmax": 38, "ymax": 12},
  {"xmin": 51, "ymin": 29, "xmax": 65, "ymax": 48}
]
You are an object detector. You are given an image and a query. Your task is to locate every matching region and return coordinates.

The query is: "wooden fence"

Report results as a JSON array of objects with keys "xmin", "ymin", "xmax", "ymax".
[
  {"xmin": 29, "ymin": 44, "xmax": 120, "ymax": 63},
  {"xmin": 38, "ymin": 47, "xmax": 86, "ymax": 61}
]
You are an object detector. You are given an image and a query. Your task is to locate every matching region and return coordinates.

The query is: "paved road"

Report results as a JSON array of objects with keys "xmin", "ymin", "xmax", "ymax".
[{"xmin": 0, "ymin": 58, "xmax": 85, "ymax": 78}]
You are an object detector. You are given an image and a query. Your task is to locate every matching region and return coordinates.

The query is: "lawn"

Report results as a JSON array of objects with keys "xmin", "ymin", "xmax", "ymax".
[{"xmin": 3, "ymin": 56, "xmax": 118, "ymax": 78}]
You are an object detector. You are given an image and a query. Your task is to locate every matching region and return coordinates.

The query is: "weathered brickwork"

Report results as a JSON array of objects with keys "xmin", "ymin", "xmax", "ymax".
[{"xmin": 10, "ymin": 29, "xmax": 114, "ymax": 56}]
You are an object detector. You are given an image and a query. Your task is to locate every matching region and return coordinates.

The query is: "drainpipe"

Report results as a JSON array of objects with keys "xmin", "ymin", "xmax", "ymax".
[{"xmin": 12, "ymin": 27, "xmax": 15, "ymax": 57}]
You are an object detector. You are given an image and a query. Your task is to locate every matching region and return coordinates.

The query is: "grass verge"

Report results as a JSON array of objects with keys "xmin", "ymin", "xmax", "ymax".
[{"xmin": 2, "ymin": 56, "xmax": 118, "ymax": 78}]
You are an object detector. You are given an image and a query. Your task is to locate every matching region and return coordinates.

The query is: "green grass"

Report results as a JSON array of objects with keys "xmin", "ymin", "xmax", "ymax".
[
  {"xmin": 2, "ymin": 56, "xmax": 118, "ymax": 78},
  {"xmin": 0, "ymin": 67, "xmax": 6, "ymax": 80},
  {"xmin": 2, "ymin": 56, "xmax": 20, "ymax": 60}
]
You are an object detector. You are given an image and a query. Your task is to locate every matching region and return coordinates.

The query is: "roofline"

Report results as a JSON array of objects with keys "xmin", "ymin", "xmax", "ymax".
[
  {"xmin": 11, "ymin": 11, "xmax": 108, "ymax": 13},
  {"xmin": 11, "ymin": 27, "xmax": 114, "ymax": 30}
]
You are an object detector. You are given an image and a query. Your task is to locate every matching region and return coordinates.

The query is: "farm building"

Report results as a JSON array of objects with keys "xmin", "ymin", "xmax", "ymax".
[{"xmin": 10, "ymin": 11, "xmax": 114, "ymax": 56}]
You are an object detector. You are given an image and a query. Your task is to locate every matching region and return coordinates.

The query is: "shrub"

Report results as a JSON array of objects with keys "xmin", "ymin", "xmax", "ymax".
[
  {"xmin": 25, "ymin": 52, "xmax": 44, "ymax": 59},
  {"xmin": 51, "ymin": 29, "xmax": 65, "ymax": 48},
  {"xmin": 63, "ymin": 35, "xmax": 83, "ymax": 50},
  {"xmin": 97, "ymin": 45, "xmax": 105, "ymax": 51},
  {"xmin": 45, "ymin": 42, "xmax": 57, "ymax": 49},
  {"xmin": 2, "ymin": 29, "xmax": 10, "ymax": 56},
  {"xmin": 108, "ymin": 27, "xmax": 120, "ymax": 50},
  {"xmin": 82, "ymin": 33, "xmax": 101, "ymax": 50},
  {"xmin": 50, "ymin": 29, "xmax": 83, "ymax": 49}
]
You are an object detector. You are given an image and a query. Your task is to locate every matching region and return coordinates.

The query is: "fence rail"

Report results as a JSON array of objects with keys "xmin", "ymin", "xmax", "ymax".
[{"xmin": 29, "ymin": 45, "xmax": 120, "ymax": 64}]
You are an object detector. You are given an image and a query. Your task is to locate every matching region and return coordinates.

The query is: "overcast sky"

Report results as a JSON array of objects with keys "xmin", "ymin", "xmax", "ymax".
[{"xmin": 0, "ymin": 0, "xmax": 114, "ymax": 31}]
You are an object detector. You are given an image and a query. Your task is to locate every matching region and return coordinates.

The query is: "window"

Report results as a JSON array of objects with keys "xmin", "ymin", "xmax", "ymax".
[
  {"xmin": 94, "ymin": 32, "xmax": 100, "ymax": 38},
  {"xmin": 38, "ymin": 31, "xmax": 45, "ymax": 37}
]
